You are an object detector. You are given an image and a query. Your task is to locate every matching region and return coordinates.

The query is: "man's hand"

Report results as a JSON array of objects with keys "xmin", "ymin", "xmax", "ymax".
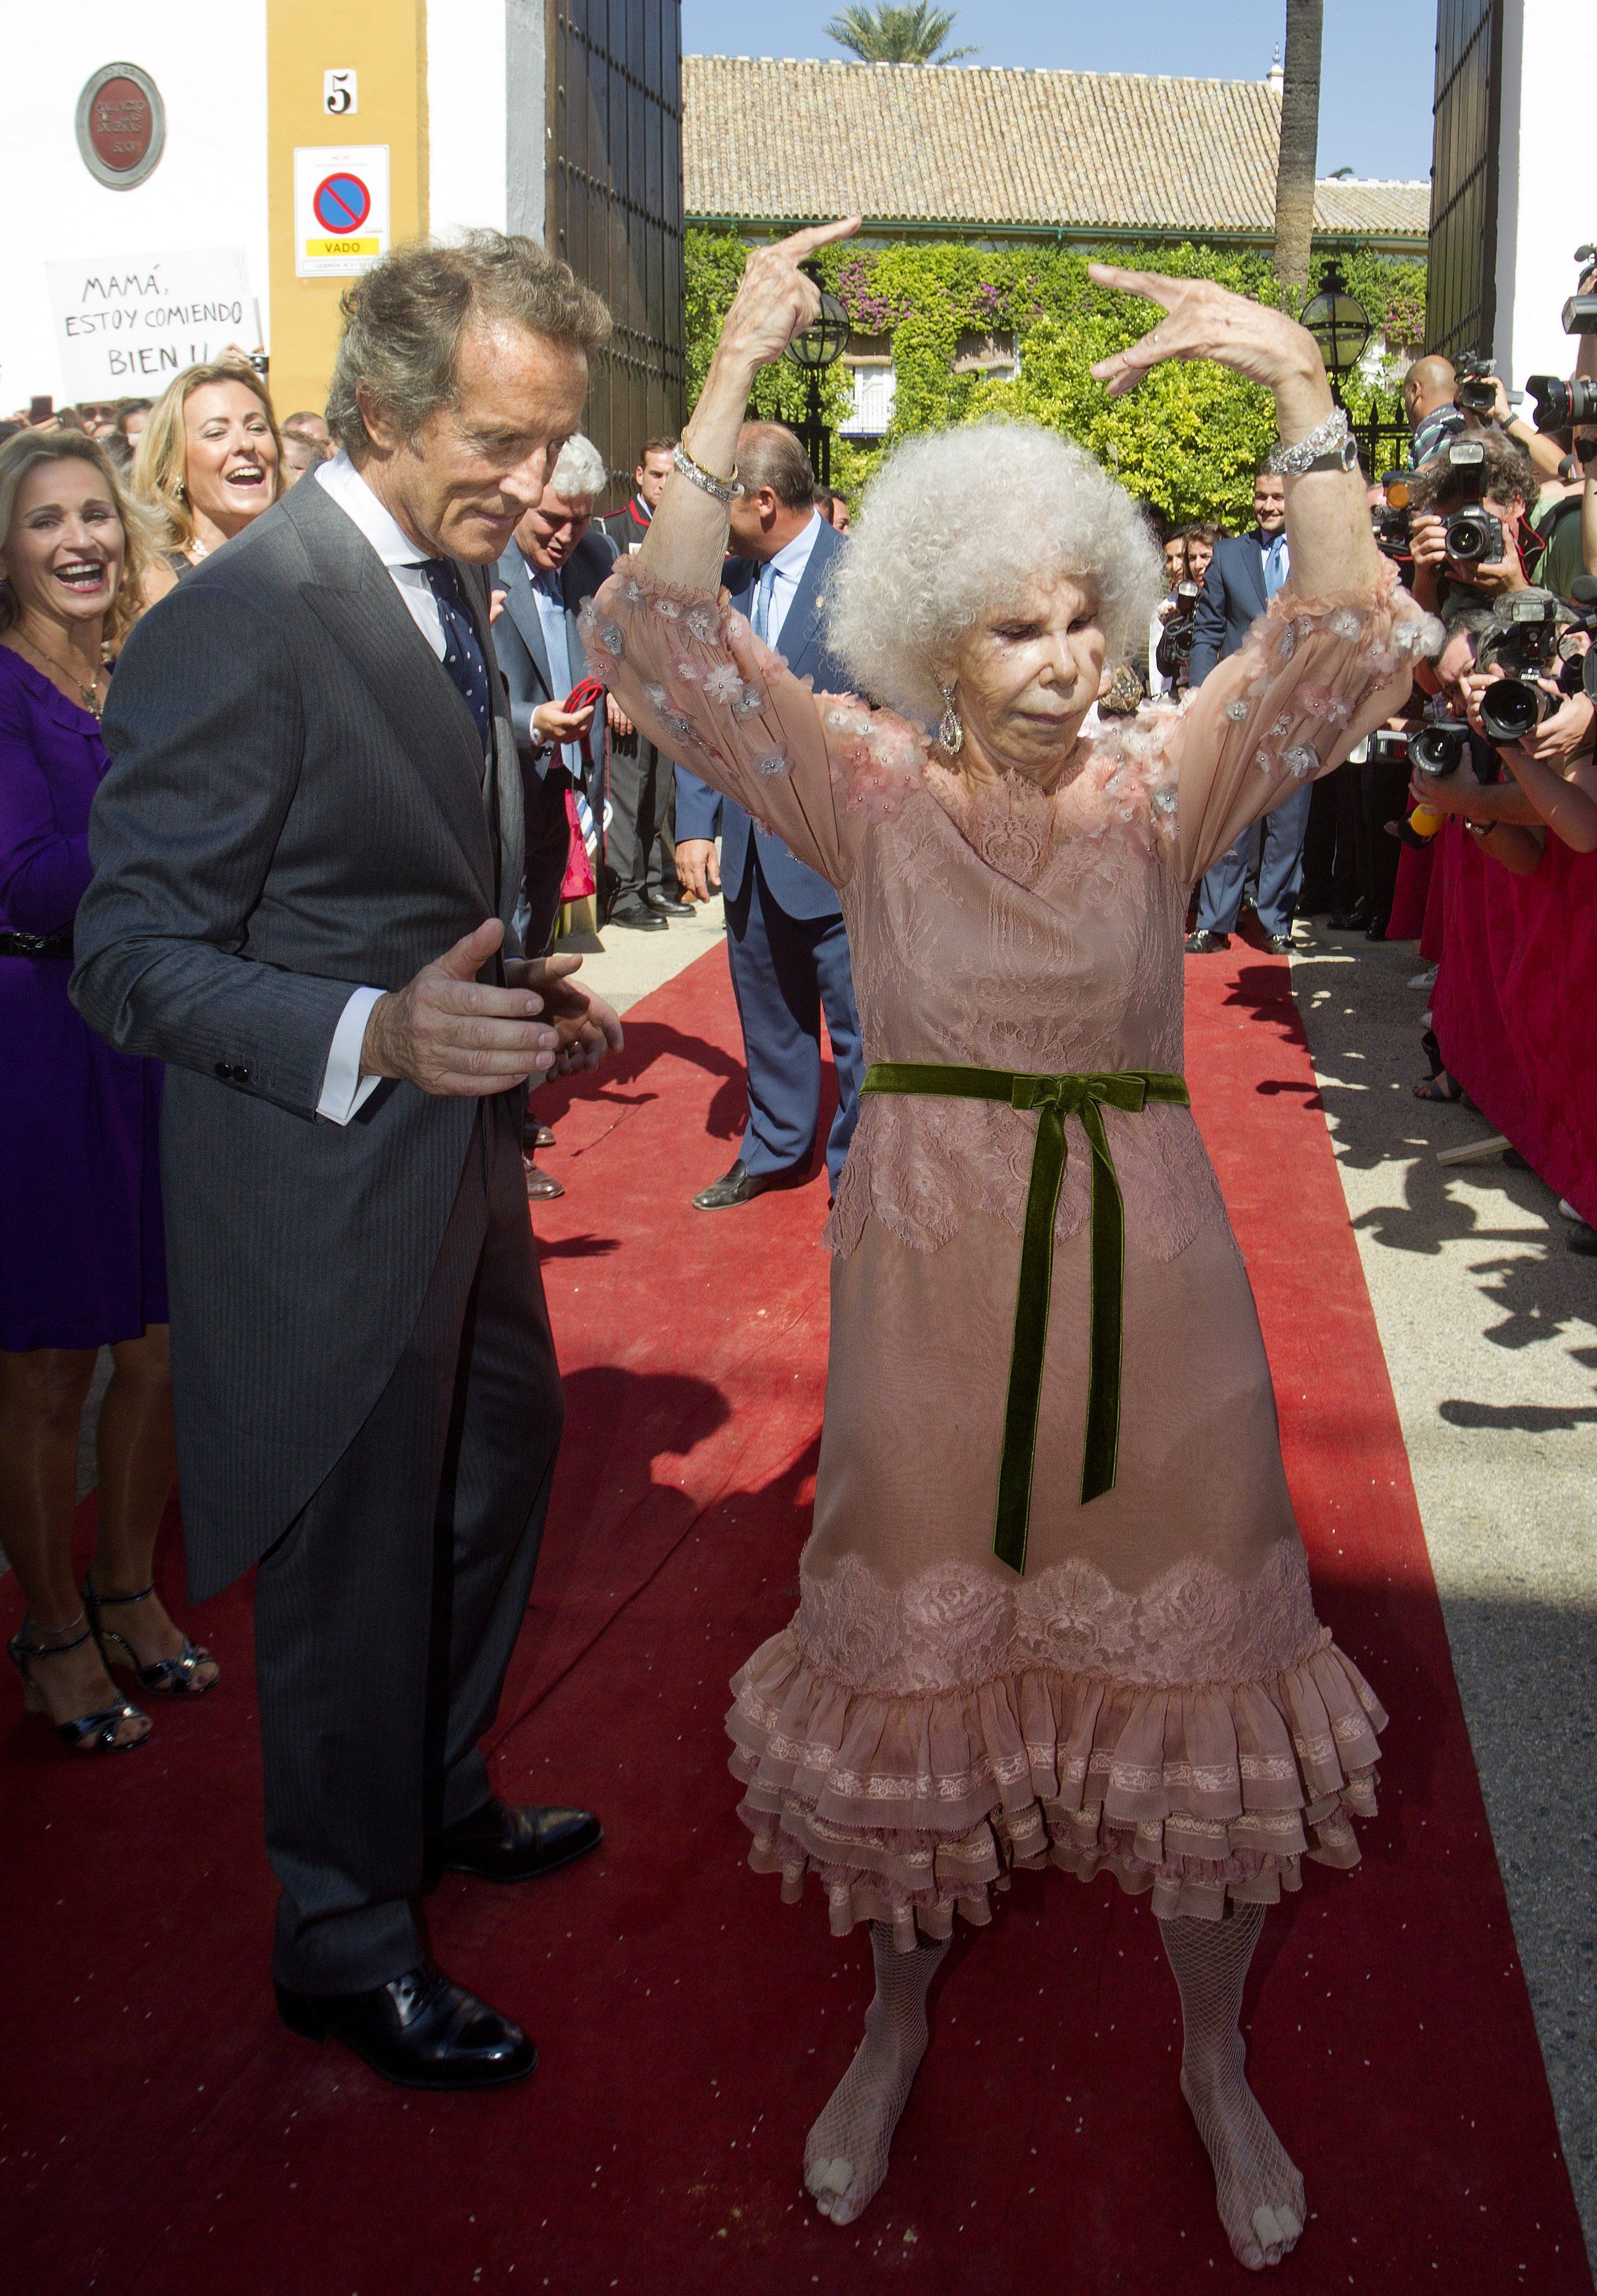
[
  {"xmin": 507, "ymin": 952, "xmax": 624, "ymax": 1075},
  {"xmin": 532, "ymin": 698, "xmax": 595, "ymax": 746},
  {"xmin": 361, "ymin": 919, "xmax": 558, "ymax": 1096},
  {"xmin": 1408, "ymin": 751, "xmax": 1486, "ymax": 819},
  {"xmin": 1514, "ymin": 686, "xmax": 1596, "ymax": 766},
  {"xmin": 675, "ymin": 837, "xmax": 721, "ymax": 903},
  {"xmin": 606, "ymin": 692, "xmax": 634, "ymax": 739}
]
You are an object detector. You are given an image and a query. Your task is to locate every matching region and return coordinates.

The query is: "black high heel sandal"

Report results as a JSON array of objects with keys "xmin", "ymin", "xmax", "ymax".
[
  {"xmin": 6, "ymin": 1616, "xmax": 150, "ymax": 1752},
  {"xmin": 84, "ymin": 1576, "xmax": 219, "ymax": 1696}
]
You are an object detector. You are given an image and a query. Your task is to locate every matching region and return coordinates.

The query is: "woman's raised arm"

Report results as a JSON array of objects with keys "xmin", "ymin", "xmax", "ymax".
[
  {"xmin": 1086, "ymin": 265, "xmax": 1383, "ymax": 605},
  {"xmin": 637, "ymin": 218, "xmax": 860, "ymax": 595}
]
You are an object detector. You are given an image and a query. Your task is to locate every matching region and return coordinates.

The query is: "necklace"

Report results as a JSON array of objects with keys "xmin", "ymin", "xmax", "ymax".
[
  {"xmin": 187, "ymin": 537, "xmax": 210, "ymax": 561},
  {"xmin": 14, "ymin": 627, "xmax": 110, "ymax": 718}
]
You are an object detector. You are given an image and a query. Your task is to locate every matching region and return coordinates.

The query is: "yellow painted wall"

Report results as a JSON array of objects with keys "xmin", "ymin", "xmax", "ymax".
[{"xmin": 266, "ymin": 0, "xmax": 428, "ymax": 419}]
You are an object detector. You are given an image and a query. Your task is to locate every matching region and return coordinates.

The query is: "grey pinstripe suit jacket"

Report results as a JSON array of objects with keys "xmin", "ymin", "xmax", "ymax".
[{"xmin": 71, "ymin": 474, "xmax": 527, "ymax": 1599}]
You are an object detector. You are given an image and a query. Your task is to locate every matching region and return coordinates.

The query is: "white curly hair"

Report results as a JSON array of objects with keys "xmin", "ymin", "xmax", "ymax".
[
  {"xmin": 550, "ymin": 431, "xmax": 608, "ymax": 500},
  {"xmin": 823, "ymin": 419, "xmax": 1166, "ymax": 725}
]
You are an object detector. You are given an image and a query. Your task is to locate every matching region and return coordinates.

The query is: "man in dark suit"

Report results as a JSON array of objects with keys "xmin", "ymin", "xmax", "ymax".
[
  {"xmin": 1185, "ymin": 463, "xmax": 1309, "ymax": 955},
  {"xmin": 71, "ymin": 234, "xmax": 621, "ymax": 2091},
  {"xmin": 595, "ymin": 433, "xmax": 686, "ymax": 924},
  {"xmin": 674, "ymin": 423, "xmax": 864, "ymax": 1209}
]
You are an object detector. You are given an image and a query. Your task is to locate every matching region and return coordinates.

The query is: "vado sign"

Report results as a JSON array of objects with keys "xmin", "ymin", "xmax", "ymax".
[
  {"xmin": 293, "ymin": 144, "xmax": 390, "ymax": 277},
  {"xmin": 45, "ymin": 247, "xmax": 253, "ymax": 401}
]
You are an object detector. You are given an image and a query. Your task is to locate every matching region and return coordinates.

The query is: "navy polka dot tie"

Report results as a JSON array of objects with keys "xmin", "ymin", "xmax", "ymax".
[{"xmin": 421, "ymin": 559, "xmax": 494, "ymax": 753}]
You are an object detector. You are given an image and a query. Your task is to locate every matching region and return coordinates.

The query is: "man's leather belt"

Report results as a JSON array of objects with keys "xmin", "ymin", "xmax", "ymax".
[
  {"xmin": 860, "ymin": 1063, "xmax": 1192, "ymax": 1575},
  {"xmin": 0, "ymin": 927, "xmax": 73, "ymax": 959}
]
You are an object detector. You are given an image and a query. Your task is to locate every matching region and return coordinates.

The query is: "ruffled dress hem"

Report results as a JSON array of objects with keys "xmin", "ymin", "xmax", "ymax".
[{"xmin": 726, "ymin": 1626, "xmax": 1386, "ymax": 1947}]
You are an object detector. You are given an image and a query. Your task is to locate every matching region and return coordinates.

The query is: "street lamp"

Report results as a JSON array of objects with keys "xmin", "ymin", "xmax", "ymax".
[
  {"xmin": 1301, "ymin": 260, "xmax": 1371, "ymax": 405},
  {"xmin": 784, "ymin": 261, "xmax": 851, "ymax": 486}
]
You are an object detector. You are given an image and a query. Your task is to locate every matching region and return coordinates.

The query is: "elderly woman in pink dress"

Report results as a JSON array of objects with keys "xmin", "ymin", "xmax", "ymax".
[{"xmin": 582, "ymin": 222, "xmax": 1434, "ymax": 2271}]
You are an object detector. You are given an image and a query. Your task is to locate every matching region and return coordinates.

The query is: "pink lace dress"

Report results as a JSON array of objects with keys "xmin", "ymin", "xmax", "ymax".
[{"xmin": 582, "ymin": 562, "xmax": 1434, "ymax": 1944}]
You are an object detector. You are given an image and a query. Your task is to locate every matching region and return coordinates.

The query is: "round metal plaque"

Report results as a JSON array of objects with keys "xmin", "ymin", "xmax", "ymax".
[{"xmin": 76, "ymin": 63, "xmax": 166, "ymax": 190}]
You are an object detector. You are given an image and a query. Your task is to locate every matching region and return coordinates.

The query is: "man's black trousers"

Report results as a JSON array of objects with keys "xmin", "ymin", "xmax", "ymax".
[
  {"xmin": 254, "ymin": 1096, "xmax": 565, "ymax": 1993},
  {"xmin": 604, "ymin": 730, "xmax": 676, "ymax": 908}
]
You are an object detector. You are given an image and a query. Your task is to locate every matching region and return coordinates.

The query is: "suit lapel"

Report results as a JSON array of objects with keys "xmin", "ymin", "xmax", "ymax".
[
  {"xmin": 767, "ymin": 519, "xmax": 837, "ymax": 677},
  {"xmin": 1245, "ymin": 535, "xmax": 1269, "ymax": 616},
  {"xmin": 285, "ymin": 479, "xmax": 494, "ymax": 904},
  {"xmin": 502, "ymin": 549, "xmax": 555, "ymax": 700}
]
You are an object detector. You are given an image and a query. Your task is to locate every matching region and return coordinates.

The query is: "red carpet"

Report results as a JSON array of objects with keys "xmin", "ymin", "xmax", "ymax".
[{"xmin": 1, "ymin": 940, "xmax": 1588, "ymax": 2295}]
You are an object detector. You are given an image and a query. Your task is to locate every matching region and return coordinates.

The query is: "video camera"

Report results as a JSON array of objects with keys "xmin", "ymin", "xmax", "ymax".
[
  {"xmin": 1431, "ymin": 441, "xmax": 1505, "ymax": 567},
  {"xmin": 1453, "ymin": 352, "xmax": 1501, "ymax": 417},
  {"xmin": 1154, "ymin": 580, "xmax": 1202, "ymax": 679},
  {"xmin": 1562, "ymin": 243, "xmax": 1597, "ymax": 335},
  {"xmin": 1411, "ymin": 719, "xmax": 1472, "ymax": 777}
]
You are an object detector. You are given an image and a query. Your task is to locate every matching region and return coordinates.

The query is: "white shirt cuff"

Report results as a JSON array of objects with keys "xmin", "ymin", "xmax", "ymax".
[{"xmin": 316, "ymin": 985, "xmax": 387, "ymax": 1124}]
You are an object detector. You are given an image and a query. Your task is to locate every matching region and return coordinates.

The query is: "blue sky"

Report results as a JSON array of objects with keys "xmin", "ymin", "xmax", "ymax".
[{"xmin": 680, "ymin": 2, "xmax": 1437, "ymax": 182}]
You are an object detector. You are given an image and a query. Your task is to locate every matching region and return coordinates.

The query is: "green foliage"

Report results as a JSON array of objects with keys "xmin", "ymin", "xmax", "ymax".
[
  {"xmin": 823, "ymin": 5, "xmax": 977, "ymax": 64},
  {"xmin": 684, "ymin": 230, "xmax": 1427, "ymax": 529}
]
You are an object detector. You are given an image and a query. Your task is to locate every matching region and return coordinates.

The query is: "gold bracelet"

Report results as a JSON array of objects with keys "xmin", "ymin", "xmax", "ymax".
[{"xmin": 673, "ymin": 440, "xmax": 743, "ymax": 503}]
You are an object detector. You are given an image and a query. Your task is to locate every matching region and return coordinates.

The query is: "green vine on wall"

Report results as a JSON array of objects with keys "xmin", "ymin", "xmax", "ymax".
[{"xmin": 686, "ymin": 228, "xmax": 1426, "ymax": 531}]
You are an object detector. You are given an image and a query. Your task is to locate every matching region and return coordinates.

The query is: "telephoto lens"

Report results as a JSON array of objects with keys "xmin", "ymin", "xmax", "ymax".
[
  {"xmin": 1477, "ymin": 677, "xmax": 1553, "ymax": 743},
  {"xmin": 1410, "ymin": 722, "xmax": 1472, "ymax": 777},
  {"xmin": 1526, "ymin": 375, "xmax": 1597, "ymax": 431}
]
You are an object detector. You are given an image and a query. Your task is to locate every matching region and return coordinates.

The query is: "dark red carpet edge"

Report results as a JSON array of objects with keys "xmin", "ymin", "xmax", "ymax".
[{"xmin": 1, "ymin": 942, "xmax": 1587, "ymax": 2296}]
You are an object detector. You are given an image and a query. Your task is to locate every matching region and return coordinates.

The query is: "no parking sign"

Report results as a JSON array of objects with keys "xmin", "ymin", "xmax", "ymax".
[{"xmin": 293, "ymin": 144, "xmax": 390, "ymax": 277}]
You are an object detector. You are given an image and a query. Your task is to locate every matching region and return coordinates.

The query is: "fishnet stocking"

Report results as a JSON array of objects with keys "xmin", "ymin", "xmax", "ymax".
[
  {"xmin": 1159, "ymin": 1905, "xmax": 1305, "ymax": 2270},
  {"xmin": 803, "ymin": 1923, "xmax": 949, "ymax": 2225}
]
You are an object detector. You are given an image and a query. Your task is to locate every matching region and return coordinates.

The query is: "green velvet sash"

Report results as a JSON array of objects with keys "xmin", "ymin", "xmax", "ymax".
[{"xmin": 860, "ymin": 1063, "xmax": 1191, "ymax": 1576}]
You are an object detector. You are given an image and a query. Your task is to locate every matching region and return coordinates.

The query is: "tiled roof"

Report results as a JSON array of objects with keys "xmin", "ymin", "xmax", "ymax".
[{"xmin": 683, "ymin": 55, "xmax": 1430, "ymax": 247}]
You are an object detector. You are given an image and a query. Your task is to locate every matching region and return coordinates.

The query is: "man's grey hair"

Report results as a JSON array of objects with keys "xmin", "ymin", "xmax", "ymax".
[
  {"xmin": 737, "ymin": 422, "xmax": 817, "ymax": 510},
  {"xmin": 327, "ymin": 230, "xmax": 611, "ymax": 455},
  {"xmin": 825, "ymin": 418, "xmax": 1165, "ymax": 727},
  {"xmin": 550, "ymin": 432, "xmax": 608, "ymax": 501}
]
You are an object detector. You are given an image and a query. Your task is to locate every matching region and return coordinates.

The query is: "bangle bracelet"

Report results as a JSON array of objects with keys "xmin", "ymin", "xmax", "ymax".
[{"xmin": 673, "ymin": 441, "xmax": 744, "ymax": 503}]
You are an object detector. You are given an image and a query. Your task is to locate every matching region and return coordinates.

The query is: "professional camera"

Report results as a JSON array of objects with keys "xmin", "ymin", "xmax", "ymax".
[
  {"xmin": 1453, "ymin": 352, "xmax": 1501, "ymax": 416},
  {"xmin": 1562, "ymin": 243, "xmax": 1597, "ymax": 335},
  {"xmin": 1433, "ymin": 441, "xmax": 1506, "ymax": 566},
  {"xmin": 1154, "ymin": 579, "xmax": 1202, "ymax": 679},
  {"xmin": 1473, "ymin": 588, "xmax": 1574, "ymax": 742},
  {"xmin": 1372, "ymin": 473, "xmax": 1412, "ymax": 560},
  {"xmin": 1525, "ymin": 373, "xmax": 1597, "ymax": 431},
  {"xmin": 1411, "ymin": 720, "xmax": 1472, "ymax": 777},
  {"xmin": 1366, "ymin": 728, "xmax": 1410, "ymax": 766}
]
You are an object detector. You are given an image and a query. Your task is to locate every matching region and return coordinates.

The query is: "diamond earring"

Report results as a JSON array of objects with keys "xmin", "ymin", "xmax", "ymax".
[{"xmin": 938, "ymin": 683, "xmax": 963, "ymax": 756}]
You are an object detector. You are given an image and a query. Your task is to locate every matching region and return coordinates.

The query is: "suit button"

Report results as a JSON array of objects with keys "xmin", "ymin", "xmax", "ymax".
[
  {"xmin": 214, "ymin": 1061, "xmax": 231, "ymax": 1079},
  {"xmin": 231, "ymin": 1065, "xmax": 250, "ymax": 1083}
]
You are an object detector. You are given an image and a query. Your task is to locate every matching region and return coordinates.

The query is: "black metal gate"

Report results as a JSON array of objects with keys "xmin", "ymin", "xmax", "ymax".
[
  {"xmin": 1427, "ymin": 0, "xmax": 1503, "ymax": 365},
  {"xmin": 548, "ymin": 1, "xmax": 685, "ymax": 502}
]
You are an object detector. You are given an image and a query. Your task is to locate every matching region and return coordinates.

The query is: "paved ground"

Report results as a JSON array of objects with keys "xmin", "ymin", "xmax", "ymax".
[
  {"xmin": 1289, "ymin": 919, "xmax": 1597, "ymax": 2261},
  {"xmin": 553, "ymin": 891, "xmax": 725, "ymax": 1016}
]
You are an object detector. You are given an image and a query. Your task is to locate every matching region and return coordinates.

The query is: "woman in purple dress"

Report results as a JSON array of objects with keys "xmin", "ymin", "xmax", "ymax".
[{"xmin": 1, "ymin": 431, "xmax": 218, "ymax": 1753}]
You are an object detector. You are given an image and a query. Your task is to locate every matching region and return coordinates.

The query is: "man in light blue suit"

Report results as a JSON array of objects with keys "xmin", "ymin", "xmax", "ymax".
[
  {"xmin": 1185, "ymin": 463, "xmax": 1310, "ymax": 957},
  {"xmin": 674, "ymin": 424, "xmax": 863, "ymax": 1210}
]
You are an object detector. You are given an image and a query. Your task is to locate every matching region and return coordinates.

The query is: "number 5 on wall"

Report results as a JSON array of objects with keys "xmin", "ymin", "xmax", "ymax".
[{"xmin": 323, "ymin": 70, "xmax": 357, "ymax": 116}]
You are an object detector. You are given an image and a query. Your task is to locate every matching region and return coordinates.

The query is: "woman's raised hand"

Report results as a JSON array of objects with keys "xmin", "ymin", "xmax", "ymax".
[
  {"xmin": 716, "ymin": 218, "xmax": 862, "ymax": 377},
  {"xmin": 1085, "ymin": 265, "xmax": 1329, "ymax": 425}
]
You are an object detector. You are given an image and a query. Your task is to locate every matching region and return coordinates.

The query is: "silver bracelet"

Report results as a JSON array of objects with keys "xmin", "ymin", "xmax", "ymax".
[
  {"xmin": 1267, "ymin": 408, "xmax": 1352, "ymax": 476},
  {"xmin": 672, "ymin": 441, "xmax": 744, "ymax": 502}
]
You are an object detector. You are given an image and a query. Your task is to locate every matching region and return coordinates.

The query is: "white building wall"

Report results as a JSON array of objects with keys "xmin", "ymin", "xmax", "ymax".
[
  {"xmin": 427, "ymin": 0, "xmax": 509, "ymax": 240},
  {"xmin": 1493, "ymin": 0, "xmax": 1597, "ymax": 391},
  {"xmin": 0, "ymin": 2, "xmax": 269, "ymax": 407}
]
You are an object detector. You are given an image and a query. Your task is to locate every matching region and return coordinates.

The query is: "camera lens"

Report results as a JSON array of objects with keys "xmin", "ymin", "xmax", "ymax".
[
  {"xmin": 1445, "ymin": 512, "xmax": 1489, "ymax": 563},
  {"xmin": 1411, "ymin": 723, "xmax": 1468, "ymax": 776},
  {"xmin": 1478, "ymin": 677, "xmax": 1549, "ymax": 744}
]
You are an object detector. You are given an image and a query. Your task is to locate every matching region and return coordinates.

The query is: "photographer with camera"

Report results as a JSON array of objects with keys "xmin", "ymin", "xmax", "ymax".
[
  {"xmin": 1150, "ymin": 526, "xmax": 1203, "ymax": 698},
  {"xmin": 1405, "ymin": 607, "xmax": 1555, "ymax": 874},
  {"xmin": 1407, "ymin": 435, "xmax": 1539, "ymax": 623}
]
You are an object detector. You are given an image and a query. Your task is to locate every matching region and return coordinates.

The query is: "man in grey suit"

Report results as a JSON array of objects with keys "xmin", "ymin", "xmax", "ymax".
[{"xmin": 71, "ymin": 233, "xmax": 621, "ymax": 2092}]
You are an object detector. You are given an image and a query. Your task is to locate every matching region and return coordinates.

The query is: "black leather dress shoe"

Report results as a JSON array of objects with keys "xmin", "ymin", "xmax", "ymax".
[
  {"xmin": 692, "ymin": 1158, "xmax": 803, "ymax": 1211},
  {"xmin": 644, "ymin": 890, "xmax": 693, "ymax": 919},
  {"xmin": 1326, "ymin": 900, "xmax": 1370, "ymax": 932},
  {"xmin": 605, "ymin": 900, "xmax": 668, "ymax": 932},
  {"xmin": 436, "ymin": 1798, "xmax": 603, "ymax": 1884},
  {"xmin": 1184, "ymin": 929, "xmax": 1230, "ymax": 955},
  {"xmin": 1261, "ymin": 932, "xmax": 1294, "ymax": 955},
  {"xmin": 276, "ymin": 1961, "xmax": 536, "ymax": 2090}
]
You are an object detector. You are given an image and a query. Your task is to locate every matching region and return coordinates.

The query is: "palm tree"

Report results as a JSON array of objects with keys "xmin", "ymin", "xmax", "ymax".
[
  {"xmin": 1271, "ymin": 0, "xmax": 1323, "ymax": 290},
  {"xmin": 824, "ymin": 5, "xmax": 978, "ymax": 65}
]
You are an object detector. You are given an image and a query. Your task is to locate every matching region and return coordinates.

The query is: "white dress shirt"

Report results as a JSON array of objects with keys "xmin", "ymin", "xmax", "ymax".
[
  {"xmin": 749, "ymin": 509, "xmax": 823, "ymax": 649},
  {"xmin": 311, "ymin": 453, "xmax": 448, "ymax": 1123}
]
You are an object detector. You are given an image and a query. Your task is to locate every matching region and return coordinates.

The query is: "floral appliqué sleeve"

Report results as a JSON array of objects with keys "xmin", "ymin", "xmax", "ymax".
[
  {"xmin": 578, "ymin": 564, "xmax": 928, "ymax": 890},
  {"xmin": 1162, "ymin": 564, "xmax": 1441, "ymax": 885}
]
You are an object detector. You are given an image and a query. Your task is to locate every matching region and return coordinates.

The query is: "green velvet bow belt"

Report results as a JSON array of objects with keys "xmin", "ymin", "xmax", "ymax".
[{"xmin": 860, "ymin": 1063, "xmax": 1192, "ymax": 1576}]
